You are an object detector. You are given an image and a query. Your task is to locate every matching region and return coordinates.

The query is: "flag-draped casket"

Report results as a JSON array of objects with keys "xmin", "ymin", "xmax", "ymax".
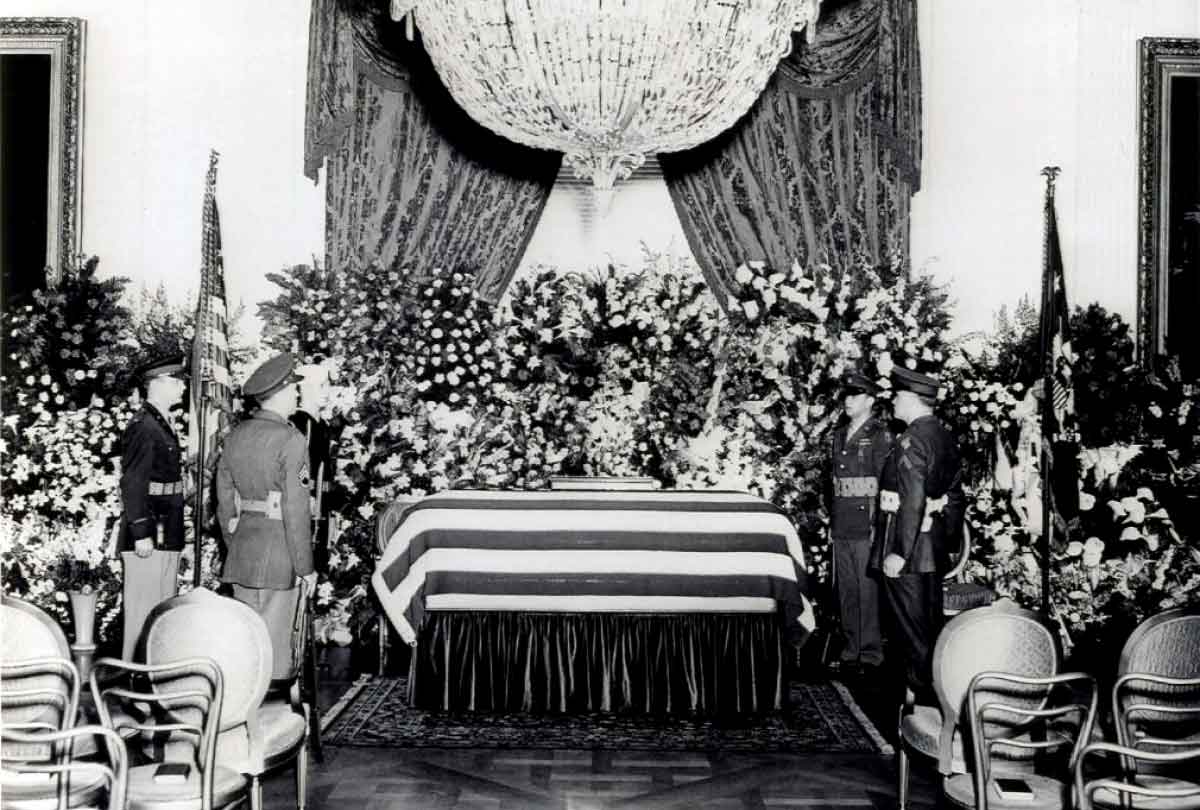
[{"xmin": 372, "ymin": 489, "xmax": 816, "ymax": 713}]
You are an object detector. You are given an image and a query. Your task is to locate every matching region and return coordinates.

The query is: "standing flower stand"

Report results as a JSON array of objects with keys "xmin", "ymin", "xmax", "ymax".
[{"xmin": 68, "ymin": 588, "xmax": 98, "ymax": 681}]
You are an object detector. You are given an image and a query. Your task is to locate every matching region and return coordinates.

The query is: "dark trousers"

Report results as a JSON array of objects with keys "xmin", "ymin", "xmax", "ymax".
[
  {"xmin": 833, "ymin": 538, "xmax": 882, "ymax": 665},
  {"xmin": 883, "ymin": 572, "xmax": 943, "ymax": 698}
]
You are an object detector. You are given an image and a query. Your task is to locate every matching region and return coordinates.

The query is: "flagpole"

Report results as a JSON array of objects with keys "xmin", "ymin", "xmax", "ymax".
[
  {"xmin": 194, "ymin": 381, "xmax": 207, "ymax": 588},
  {"xmin": 1038, "ymin": 165, "xmax": 1060, "ymax": 620}
]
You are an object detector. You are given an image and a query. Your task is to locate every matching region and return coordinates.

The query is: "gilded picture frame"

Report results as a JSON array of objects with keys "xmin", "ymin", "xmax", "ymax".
[
  {"xmin": 1136, "ymin": 37, "xmax": 1200, "ymax": 370},
  {"xmin": 0, "ymin": 17, "xmax": 86, "ymax": 285}
]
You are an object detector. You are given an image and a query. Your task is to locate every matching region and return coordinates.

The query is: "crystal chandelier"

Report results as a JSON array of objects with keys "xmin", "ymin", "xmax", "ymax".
[{"xmin": 390, "ymin": 0, "xmax": 821, "ymax": 188}]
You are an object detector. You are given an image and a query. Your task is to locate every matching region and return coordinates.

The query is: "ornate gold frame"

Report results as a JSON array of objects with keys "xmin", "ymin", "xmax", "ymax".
[
  {"xmin": 1136, "ymin": 37, "xmax": 1200, "ymax": 363},
  {"xmin": 0, "ymin": 17, "xmax": 86, "ymax": 283}
]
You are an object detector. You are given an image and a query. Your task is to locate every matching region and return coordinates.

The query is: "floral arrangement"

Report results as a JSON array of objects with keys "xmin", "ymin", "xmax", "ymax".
[
  {"xmin": 147, "ymin": 250, "xmax": 1192, "ymax": 661},
  {"xmin": 0, "ymin": 258, "xmax": 225, "ymax": 646},
  {"xmin": 260, "ymin": 252, "xmax": 954, "ymax": 636}
]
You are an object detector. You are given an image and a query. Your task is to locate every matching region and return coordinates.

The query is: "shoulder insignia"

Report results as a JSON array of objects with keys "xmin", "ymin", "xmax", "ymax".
[{"xmin": 299, "ymin": 461, "xmax": 311, "ymax": 489}]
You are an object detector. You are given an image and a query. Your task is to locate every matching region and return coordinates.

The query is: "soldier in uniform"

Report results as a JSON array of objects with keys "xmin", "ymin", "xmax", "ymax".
[
  {"xmin": 828, "ymin": 371, "xmax": 893, "ymax": 676},
  {"xmin": 871, "ymin": 366, "xmax": 965, "ymax": 701},
  {"xmin": 290, "ymin": 362, "xmax": 335, "ymax": 573},
  {"xmin": 118, "ymin": 353, "xmax": 189, "ymax": 660},
  {"xmin": 216, "ymin": 353, "xmax": 314, "ymax": 681}
]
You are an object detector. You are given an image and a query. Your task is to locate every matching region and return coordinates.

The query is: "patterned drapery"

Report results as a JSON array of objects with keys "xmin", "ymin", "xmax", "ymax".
[
  {"xmin": 660, "ymin": 0, "xmax": 921, "ymax": 309},
  {"xmin": 304, "ymin": 0, "xmax": 561, "ymax": 303}
]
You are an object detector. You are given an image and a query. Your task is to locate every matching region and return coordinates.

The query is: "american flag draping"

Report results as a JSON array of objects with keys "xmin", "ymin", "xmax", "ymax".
[{"xmin": 188, "ymin": 151, "xmax": 233, "ymax": 584}]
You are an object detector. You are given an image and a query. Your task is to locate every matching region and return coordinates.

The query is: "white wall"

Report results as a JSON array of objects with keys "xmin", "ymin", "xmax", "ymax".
[
  {"xmin": 10, "ymin": 0, "xmax": 1199, "ymax": 340},
  {"xmin": 912, "ymin": 0, "xmax": 1200, "ymax": 335},
  {"xmin": 4, "ymin": 0, "xmax": 323, "ymax": 338}
]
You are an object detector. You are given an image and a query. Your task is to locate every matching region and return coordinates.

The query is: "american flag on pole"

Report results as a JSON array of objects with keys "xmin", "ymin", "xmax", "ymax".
[
  {"xmin": 1039, "ymin": 196, "xmax": 1077, "ymax": 444},
  {"xmin": 188, "ymin": 150, "xmax": 233, "ymax": 469},
  {"xmin": 1038, "ymin": 188, "xmax": 1079, "ymax": 522}
]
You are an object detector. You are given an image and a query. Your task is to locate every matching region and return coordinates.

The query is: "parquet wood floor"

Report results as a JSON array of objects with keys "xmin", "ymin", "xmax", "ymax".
[{"xmin": 259, "ymin": 672, "xmax": 941, "ymax": 810}]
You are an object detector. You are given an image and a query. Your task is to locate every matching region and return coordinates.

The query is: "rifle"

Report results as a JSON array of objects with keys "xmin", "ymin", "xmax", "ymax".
[{"xmin": 303, "ymin": 420, "xmax": 325, "ymax": 763}]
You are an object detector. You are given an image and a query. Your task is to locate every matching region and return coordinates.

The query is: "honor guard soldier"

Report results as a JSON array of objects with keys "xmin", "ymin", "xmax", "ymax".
[
  {"xmin": 871, "ymin": 366, "xmax": 965, "ymax": 701},
  {"xmin": 118, "ymin": 353, "xmax": 189, "ymax": 660},
  {"xmin": 828, "ymin": 371, "xmax": 893, "ymax": 676},
  {"xmin": 217, "ymin": 353, "xmax": 314, "ymax": 681},
  {"xmin": 290, "ymin": 363, "xmax": 335, "ymax": 573}
]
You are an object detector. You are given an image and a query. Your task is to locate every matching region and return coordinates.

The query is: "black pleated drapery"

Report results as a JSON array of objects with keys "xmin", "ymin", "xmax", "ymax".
[
  {"xmin": 659, "ymin": 0, "xmax": 922, "ymax": 309},
  {"xmin": 410, "ymin": 612, "xmax": 786, "ymax": 715},
  {"xmin": 304, "ymin": 0, "xmax": 561, "ymax": 303}
]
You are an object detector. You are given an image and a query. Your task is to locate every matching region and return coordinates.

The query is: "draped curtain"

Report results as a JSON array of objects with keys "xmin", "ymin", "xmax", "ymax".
[
  {"xmin": 660, "ymin": 0, "xmax": 921, "ymax": 309},
  {"xmin": 304, "ymin": 0, "xmax": 561, "ymax": 303}
]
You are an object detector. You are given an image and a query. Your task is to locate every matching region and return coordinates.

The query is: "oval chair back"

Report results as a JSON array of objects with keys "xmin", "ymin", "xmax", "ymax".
[
  {"xmin": 143, "ymin": 587, "xmax": 273, "ymax": 772},
  {"xmin": 1, "ymin": 595, "xmax": 77, "ymax": 761},
  {"xmin": 931, "ymin": 603, "xmax": 1059, "ymax": 773},
  {"xmin": 1113, "ymin": 606, "xmax": 1200, "ymax": 746}
]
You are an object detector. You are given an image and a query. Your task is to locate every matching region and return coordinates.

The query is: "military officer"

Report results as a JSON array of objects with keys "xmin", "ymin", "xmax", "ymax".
[
  {"xmin": 871, "ymin": 366, "xmax": 965, "ymax": 701},
  {"xmin": 217, "ymin": 353, "xmax": 314, "ymax": 681},
  {"xmin": 289, "ymin": 362, "xmax": 335, "ymax": 573},
  {"xmin": 118, "ymin": 353, "xmax": 189, "ymax": 660},
  {"xmin": 828, "ymin": 371, "xmax": 893, "ymax": 676}
]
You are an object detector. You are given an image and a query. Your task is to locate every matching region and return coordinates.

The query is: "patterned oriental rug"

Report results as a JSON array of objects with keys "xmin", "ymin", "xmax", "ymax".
[{"xmin": 321, "ymin": 676, "xmax": 892, "ymax": 755}]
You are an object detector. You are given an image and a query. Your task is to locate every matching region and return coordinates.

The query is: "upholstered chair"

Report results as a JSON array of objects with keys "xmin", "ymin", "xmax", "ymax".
[
  {"xmin": 1075, "ymin": 741, "xmax": 1200, "ymax": 810},
  {"xmin": 1, "ymin": 724, "xmax": 129, "ymax": 810},
  {"xmin": 1112, "ymin": 607, "xmax": 1200, "ymax": 749},
  {"xmin": 91, "ymin": 656, "xmax": 247, "ymax": 810},
  {"xmin": 142, "ymin": 587, "xmax": 308, "ymax": 810},
  {"xmin": 942, "ymin": 671, "xmax": 1098, "ymax": 809},
  {"xmin": 897, "ymin": 603, "xmax": 1059, "ymax": 810},
  {"xmin": 942, "ymin": 522, "xmax": 996, "ymax": 616}
]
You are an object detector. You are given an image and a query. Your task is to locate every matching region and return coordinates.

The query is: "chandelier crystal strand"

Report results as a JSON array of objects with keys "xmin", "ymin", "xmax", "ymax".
[{"xmin": 395, "ymin": 0, "xmax": 819, "ymax": 187}]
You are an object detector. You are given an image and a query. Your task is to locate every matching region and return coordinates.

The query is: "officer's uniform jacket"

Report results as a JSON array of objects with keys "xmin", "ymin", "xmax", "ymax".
[
  {"xmin": 118, "ymin": 404, "xmax": 185, "ymax": 551},
  {"xmin": 217, "ymin": 409, "xmax": 313, "ymax": 589},
  {"xmin": 870, "ymin": 414, "xmax": 965, "ymax": 575},
  {"xmin": 829, "ymin": 416, "xmax": 893, "ymax": 542}
]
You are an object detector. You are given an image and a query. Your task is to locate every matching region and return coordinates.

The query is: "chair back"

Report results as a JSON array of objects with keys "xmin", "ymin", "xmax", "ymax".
[
  {"xmin": 964, "ymin": 672, "xmax": 1098, "ymax": 809},
  {"xmin": 932, "ymin": 603, "xmax": 1059, "ymax": 771},
  {"xmin": 1114, "ymin": 607, "xmax": 1200, "ymax": 744},
  {"xmin": 142, "ymin": 588, "xmax": 272, "ymax": 733},
  {"xmin": 91, "ymin": 656, "xmax": 224, "ymax": 810},
  {"xmin": 934, "ymin": 604, "xmax": 1059, "ymax": 719},
  {"xmin": 0, "ymin": 724, "xmax": 129, "ymax": 810},
  {"xmin": 1, "ymin": 594, "xmax": 71, "ymax": 664},
  {"xmin": 1074, "ymin": 741, "xmax": 1200, "ymax": 810},
  {"xmin": 1, "ymin": 596, "xmax": 77, "ymax": 761}
]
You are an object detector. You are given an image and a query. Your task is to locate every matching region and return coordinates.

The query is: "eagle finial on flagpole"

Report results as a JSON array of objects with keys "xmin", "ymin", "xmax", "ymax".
[{"xmin": 1041, "ymin": 165, "xmax": 1061, "ymax": 201}]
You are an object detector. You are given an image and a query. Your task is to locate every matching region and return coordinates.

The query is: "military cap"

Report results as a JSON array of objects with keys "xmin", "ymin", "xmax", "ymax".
[
  {"xmin": 136, "ymin": 352, "xmax": 188, "ymax": 381},
  {"xmin": 891, "ymin": 365, "xmax": 940, "ymax": 398},
  {"xmin": 841, "ymin": 371, "xmax": 880, "ymax": 396},
  {"xmin": 242, "ymin": 352, "xmax": 303, "ymax": 399}
]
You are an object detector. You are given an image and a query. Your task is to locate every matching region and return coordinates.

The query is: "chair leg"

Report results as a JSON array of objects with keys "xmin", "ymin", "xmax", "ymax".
[
  {"xmin": 251, "ymin": 775, "xmax": 263, "ymax": 810},
  {"xmin": 296, "ymin": 742, "xmax": 309, "ymax": 810},
  {"xmin": 898, "ymin": 747, "xmax": 910, "ymax": 810}
]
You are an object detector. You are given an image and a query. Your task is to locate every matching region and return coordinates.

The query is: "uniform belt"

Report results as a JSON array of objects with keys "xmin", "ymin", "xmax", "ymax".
[
  {"xmin": 833, "ymin": 477, "xmax": 878, "ymax": 497},
  {"xmin": 879, "ymin": 490, "xmax": 948, "ymax": 531},
  {"xmin": 237, "ymin": 490, "xmax": 283, "ymax": 520},
  {"xmin": 148, "ymin": 480, "xmax": 184, "ymax": 496}
]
